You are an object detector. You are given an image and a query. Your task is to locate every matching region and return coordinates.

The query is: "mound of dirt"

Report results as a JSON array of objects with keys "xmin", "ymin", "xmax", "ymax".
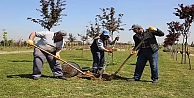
[
  {"xmin": 61, "ymin": 62, "xmax": 128, "ymax": 81},
  {"xmin": 62, "ymin": 62, "xmax": 82, "ymax": 78},
  {"xmin": 77, "ymin": 71, "xmax": 128, "ymax": 81}
]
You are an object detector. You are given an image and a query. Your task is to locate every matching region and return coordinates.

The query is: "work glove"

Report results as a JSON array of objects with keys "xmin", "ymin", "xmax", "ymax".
[
  {"xmin": 130, "ymin": 50, "xmax": 137, "ymax": 55},
  {"xmin": 149, "ymin": 26, "xmax": 157, "ymax": 31},
  {"xmin": 56, "ymin": 53, "xmax": 60, "ymax": 59},
  {"xmin": 115, "ymin": 37, "xmax": 120, "ymax": 41},
  {"xmin": 108, "ymin": 49, "xmax": 113, "ymax": 53},
  {"xmin": 27, "ymin": 40, "xmax": 34, "ymax": 46}
]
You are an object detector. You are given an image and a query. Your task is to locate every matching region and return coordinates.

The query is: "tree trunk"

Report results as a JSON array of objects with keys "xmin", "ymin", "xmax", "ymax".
[
  {"xmin": 171, "ymin": 44, "xmax": 175, "ymax": 58},
  {"xmin": 183, "ymin": 35, "xmax": 188, "ymax": 64},
  {"xmin": 82, "ymin": 41, "xmax": 84, "ymax": 57},
  {"xmin": 181, "ymin": 36, "xmax": 184, "ymax": 64},
  {"xmin": 186, "ymin": 47, "xmax": 192, "ymax": 70},
  {"xmin": 111, "ymin": 31, "xmax": 114, "ymax": 65},
  {"xmin": 175, "ymin": 42, "xmax": 179, "ymax": 61}
]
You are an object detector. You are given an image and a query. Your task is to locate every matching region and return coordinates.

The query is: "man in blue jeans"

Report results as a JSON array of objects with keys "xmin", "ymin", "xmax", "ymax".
[{"xmin": 128, "ymin": 24, "xmax": 164, "ymax": 83}]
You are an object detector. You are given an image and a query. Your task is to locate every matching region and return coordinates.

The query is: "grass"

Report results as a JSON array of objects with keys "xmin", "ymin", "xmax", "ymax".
[
  {"xmin": 0, "ymin": 49, "xmax": 194, "ymax": 98},
  {"xmin": 0, "ymin": 46, "xmax": 33, "ymax": 52}
]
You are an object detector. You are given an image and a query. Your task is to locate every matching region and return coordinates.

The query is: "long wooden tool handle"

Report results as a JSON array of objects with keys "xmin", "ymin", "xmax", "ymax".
[
  {"xmin": 33, "ymin": 44, "xmax": 85, "ymax": 74},
  {"xmin": 99, "ymin": 40, "xmax": 118, "ymax": 78},
  {"xmin": 111, "ymin": 32, "xmax": 150, "ymax": 78},
  {"xmin": 111, "ymin": 54, "xmax": 132, "ymax": 77}
]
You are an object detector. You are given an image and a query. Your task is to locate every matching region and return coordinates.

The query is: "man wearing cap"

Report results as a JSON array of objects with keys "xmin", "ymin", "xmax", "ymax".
[
  {"xmin": 90, "ymin": 30, "xmax": 119, "ymax": 74},
  {"xmin": 128, "ymin": 24, "xmax": 164, "ymax": 83},
  {"xmin": 27, "ymin": 30, "xmax": 67, "ymax": 80}
]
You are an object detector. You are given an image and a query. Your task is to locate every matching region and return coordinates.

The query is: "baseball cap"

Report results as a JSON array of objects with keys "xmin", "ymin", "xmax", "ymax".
[
  {"xmin": 57, "ymin": 30, "xmax": 67, "ymax": 37},
  {"xmin": 102, "ymin": 30, "xmax": 110, "ymax": 36},
  {"xmin": 129, "ymin": 24, "xmax": 142, "ymax": 31}
]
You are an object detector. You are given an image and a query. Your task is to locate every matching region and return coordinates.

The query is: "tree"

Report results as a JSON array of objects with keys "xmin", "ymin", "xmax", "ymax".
[
  {"xmin": 78, "ymin": 33, "xmax": 89, "ymax": 56},
  {"xmin": 191, "ymin": 41, "xmax": 194, "ymax": 47},
  {"xmin": 2, "ymin": 30, "xmax": 8, "ymax": 47},
  {"xmin": 67, "ymin": 33, "xmax": 76, "ymax": 50},
  {"xmin": 174, "ymin": 4, "xmax": 194, "ymax": 69},
  {"xmin": 86, "ymin": 20, "xmax": 101, "ymax": 39},
  {"xmin": 96, "ymin": 7, "xmax": 125, "ymax": 40},
  {"xmin": 27, "ymin": 0, "xmax": 66, "ymax": 31},
  {"xmin": 164, "ymin": 21, "xmax": 182, "ymax": 60},
  {"xmin": 7, "ymin": 39, "xmax": 14, "ymax": 47},
  {"xmin": 96, "ymin": 7, "xmax": 125, "ymax": 64}
]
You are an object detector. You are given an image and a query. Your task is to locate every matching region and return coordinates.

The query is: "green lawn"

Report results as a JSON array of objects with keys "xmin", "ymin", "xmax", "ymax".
[{"xmin": 0, "ymin": 49, "xmax": 194, "ymax": 98}]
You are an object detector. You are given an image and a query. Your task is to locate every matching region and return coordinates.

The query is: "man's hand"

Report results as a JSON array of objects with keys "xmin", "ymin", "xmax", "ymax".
[
  {"xmin": 108, "ymin": 49, "xmax": 113, "ymax": 53},
  {"xmin": 149, "ymin": 26, "xmax": 157, "ymax": 31},
  {"xmin": 115, "ymin": 37, "xmax": 120, "ymax": 41},
  {"xmin": 27, "ymin": 40, "xmax": 34, "ymax": 46},
  {"xmin": 56, "ymin": 53, "xmax": 60, "ymax": 59},
  {"xmin": 130, "ymin": 50, "xmax": 137, "ymax": 55}
]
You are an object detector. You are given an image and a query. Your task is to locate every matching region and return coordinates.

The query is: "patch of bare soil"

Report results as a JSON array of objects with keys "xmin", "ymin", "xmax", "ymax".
[
  {"xmin": 77, "ymin": 71, "xmax": 128, "ymax": 81},
  {"xmin": 62, "ymin": 62, "xmax": 128, "ymax": 81}
]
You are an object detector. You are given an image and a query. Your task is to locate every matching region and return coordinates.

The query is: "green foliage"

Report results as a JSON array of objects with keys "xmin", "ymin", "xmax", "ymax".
[{"xmin": 0, "ymin": 50, "xmax": 194, "ymax": 97}]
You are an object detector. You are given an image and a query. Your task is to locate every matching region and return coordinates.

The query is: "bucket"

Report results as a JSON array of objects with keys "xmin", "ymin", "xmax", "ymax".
[{"xmin": 61, "ymin": 62, "xmax": 82, "ymax": 78}]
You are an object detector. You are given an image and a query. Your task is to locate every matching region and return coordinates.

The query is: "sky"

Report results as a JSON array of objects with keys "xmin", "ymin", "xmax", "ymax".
[{"xmin": 0, "ymin": 0, "xmax": 194, "ymax": 44}]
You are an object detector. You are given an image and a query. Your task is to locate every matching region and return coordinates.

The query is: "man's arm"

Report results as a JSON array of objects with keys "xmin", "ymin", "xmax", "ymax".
[
  {"xmin": 109, "ymin": 36, "xmax": 119, "ymax": 45},
  {"xmin": 29, "ymin": 32, "xmax": 36, "ymax": 40},
  {"xmin": 150, "ymin": 28, "xmax": 165, "ymax": 37},
  {"xmin": 149, "ymin": 26, "xmax": 164, "ymax": 37},
  {"xmin": 96, "ymin": 39, "xmax": 110, "ymax": 52},
  {"xmin": 27, "ymin": 32, "xmax": 36, "ymax": 46}
]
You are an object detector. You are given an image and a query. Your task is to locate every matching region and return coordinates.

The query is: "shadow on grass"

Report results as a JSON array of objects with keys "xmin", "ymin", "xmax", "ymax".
[
  {"xmin": 6, "ymin": 74, "xmax": 153, "ymax": 82},
  {"xmin": 73, "ymin": 58, "xmax": 92, "ymax": 61},
  {"xmin": 81, "ymin": 66, "xmax": 91, "ymax": 71},
  {"xmin": 139, "ymin": 80, "xmax": 153, "ymax": 83},
  {"xmin": 6, "ymin": 74, "xmax": 52, "ymax": 79},
  {"xmin": 129, "ymin": 63, "xmax": 136, "ymax": 66},
  {"xmin": 10, "ymin": 60, "xmax": 32, "ymax": 62},
  {"xmin": 107, "ymin": 74, "xmax": 129, "ymax": 81},
  {"xmin": 129, "ymin": 63, "xmax": 149, "ymax": 66},
  {"xmin": 111, "ymin": 75, "xmax": 153, "ymax": 82}
]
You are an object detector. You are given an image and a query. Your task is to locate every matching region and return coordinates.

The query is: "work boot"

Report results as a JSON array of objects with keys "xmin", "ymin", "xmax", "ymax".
[
  {"xmin": 33, "ymin": 76, "xmax": 40, "ymax": 80},
  {"xmin": 56, "ymin": 76, "xmax": 67, "ymax": 80},
  {"xmin": 152, "ymin": 79, "xmax": 158, "ymax": 84},
  {"xmin": 92, "ymin": 69, "xmax": 98, "ymax": 74}
]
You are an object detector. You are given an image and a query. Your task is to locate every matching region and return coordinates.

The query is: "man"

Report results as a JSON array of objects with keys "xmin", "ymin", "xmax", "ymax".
[
  {"xmin": 27, "ymin": 30, "xmax": 67, "ymax": 80},
  {"xmin": 128, "ymin": 24, "xmax": 164, "ymax": 83},
  {"xmin": 90, "ymin": 30, "xmax": 119, "ymax": 74}
]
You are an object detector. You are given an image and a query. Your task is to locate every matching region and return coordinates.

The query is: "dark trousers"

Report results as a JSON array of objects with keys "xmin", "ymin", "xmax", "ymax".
[
  {"xmin": 91, "ymin": 49, "xmax": 105, "ymax": 73},
  {"xmin": 134, "ymin": 48, "xmax": 159, "ymax": 80}
]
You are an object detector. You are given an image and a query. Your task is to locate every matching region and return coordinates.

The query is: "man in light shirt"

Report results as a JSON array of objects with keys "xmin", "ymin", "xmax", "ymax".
[{"xmin": 27, "ymin": 30, "xmax": 67, "ymax": 80}]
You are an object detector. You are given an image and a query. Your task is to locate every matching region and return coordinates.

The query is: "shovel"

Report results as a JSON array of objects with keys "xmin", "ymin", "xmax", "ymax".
[
  {"xmin": 32, "ymin": 44, "xmax": 85, "ymax": 74},
  {"xmin": 108, "ymin": 31, "xmax": 151, "ymax": 80}
]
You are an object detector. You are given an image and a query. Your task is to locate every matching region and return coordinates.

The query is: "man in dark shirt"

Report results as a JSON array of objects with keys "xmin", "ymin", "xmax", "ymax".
[
  {"xmin": 90, "ymin": 30, "xmax": 119, "ymax": 74},
  {"xmin": 128, "ymin": 24, "xmax": 164, "ymax": 83}
]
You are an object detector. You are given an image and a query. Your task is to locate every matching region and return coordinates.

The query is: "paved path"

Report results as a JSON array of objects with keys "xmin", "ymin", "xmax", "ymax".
[
  {"xmin": 0, "ymin": 50, "xmax": 194, "ymax": 56},
  {"xmin": 190, "ymin": 54, "xmax": 194, "ymax": 56},
  {"xmin": 0, "ymin": 50, "xmax": 33, "ymax": 54}
]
